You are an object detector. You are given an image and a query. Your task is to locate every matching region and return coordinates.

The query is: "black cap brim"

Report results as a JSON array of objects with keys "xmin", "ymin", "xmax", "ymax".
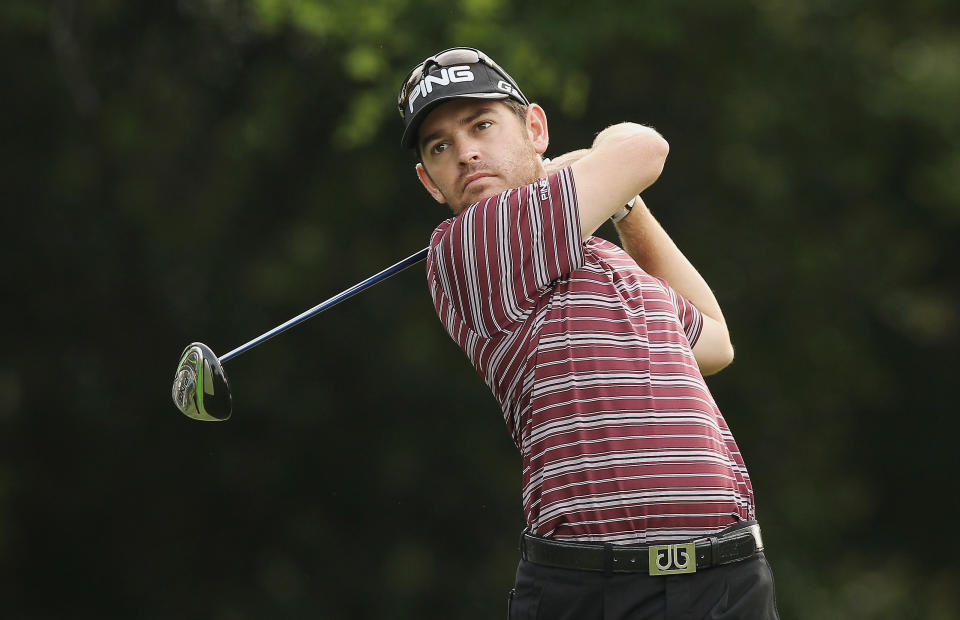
[
  {"xmin": 401, "ymin": 92, "xmax": 510, "ymax": 149},
  {"xmin": 399, "ymin": 61, "xmax": 527, "ymax": 149}
]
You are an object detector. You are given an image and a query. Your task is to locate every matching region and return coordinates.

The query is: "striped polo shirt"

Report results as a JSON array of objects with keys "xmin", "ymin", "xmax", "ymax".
[{"xmin": 426, "ymin": 167, "xmax": 755, "ymax": 544}]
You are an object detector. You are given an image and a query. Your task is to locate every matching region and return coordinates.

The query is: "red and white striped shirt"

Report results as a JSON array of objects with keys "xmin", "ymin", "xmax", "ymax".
[{"xmin": 427, "ymin": 168, "xmax": 755, "ymax": 544}]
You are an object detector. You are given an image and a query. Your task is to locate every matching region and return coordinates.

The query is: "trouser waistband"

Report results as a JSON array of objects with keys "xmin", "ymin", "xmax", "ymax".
[{"xmin": 520, "ymin": 521, "xmax": 764, "ymax": 575}]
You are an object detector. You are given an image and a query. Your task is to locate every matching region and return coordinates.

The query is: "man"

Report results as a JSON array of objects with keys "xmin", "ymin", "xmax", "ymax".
[{"xmin": 397, "ymin": 47, "xmax": 779, "ymax": 619}]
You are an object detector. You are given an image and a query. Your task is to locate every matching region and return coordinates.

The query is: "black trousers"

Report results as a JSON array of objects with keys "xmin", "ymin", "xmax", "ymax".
[{"xmin": 508, "ymin": 552, "xmax": 779, "ymax": 620}]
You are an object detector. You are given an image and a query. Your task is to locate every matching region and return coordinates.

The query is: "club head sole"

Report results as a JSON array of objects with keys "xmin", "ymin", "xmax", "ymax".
[{"xmin": 172, "ymin": 342, "xmax": 232, "ymax": 421}]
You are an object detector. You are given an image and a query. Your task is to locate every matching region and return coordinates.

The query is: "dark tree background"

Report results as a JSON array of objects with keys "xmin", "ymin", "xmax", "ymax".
[{"xmin": 1, "ymin": 1, "xmax": 957, "ymax": 618}]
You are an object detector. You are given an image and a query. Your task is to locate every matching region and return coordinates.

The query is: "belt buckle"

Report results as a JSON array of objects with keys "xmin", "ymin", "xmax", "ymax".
[{"xmin": 648, "ymin": 542, "xmax": 697, "ymax": 576}]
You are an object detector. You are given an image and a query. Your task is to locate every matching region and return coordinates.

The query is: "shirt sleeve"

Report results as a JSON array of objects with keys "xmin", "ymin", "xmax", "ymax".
[
  {"xmin": 657, "ymin": 277, "xmax": 704, "ymax": 348},
  {"xmin": 428, "ymin": 167, "xmax": 584, "ymax": 337}
]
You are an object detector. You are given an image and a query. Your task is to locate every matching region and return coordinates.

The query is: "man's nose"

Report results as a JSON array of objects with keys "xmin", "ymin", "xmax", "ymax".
[{"xmin": 456, "ymin": 137, "xmax": 481, "ymax": 163}]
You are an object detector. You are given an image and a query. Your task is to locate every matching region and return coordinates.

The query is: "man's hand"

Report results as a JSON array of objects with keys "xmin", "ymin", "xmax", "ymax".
[{"xmin": 543, "ymin": 149, "xmax": 590, "ymax": 175}]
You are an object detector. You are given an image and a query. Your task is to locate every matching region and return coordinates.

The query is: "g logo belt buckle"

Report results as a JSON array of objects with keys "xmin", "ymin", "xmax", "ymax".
[{"xmin": 648, "ymin": 542, "xmax": 696, "ymax": 575}]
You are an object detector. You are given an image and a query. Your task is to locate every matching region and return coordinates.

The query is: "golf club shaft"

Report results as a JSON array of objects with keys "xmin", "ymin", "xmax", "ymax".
[{"xmin": 219, "ymin": 247, "xmax": 429, "ymax": 363}]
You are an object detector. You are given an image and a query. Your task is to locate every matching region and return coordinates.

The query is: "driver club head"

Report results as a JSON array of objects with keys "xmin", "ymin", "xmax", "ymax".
[{"xmin": 172, "ymin": 342, "xmax": 232, "ymax": 421}]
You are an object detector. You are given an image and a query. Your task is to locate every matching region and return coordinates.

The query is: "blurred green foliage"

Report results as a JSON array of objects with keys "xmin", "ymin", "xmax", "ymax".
[{"xmin": 1, "ymin": 0, "xmax": 957, "ymax": 617}]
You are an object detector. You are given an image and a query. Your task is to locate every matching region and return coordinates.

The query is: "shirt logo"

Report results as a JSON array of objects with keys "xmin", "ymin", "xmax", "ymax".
[{"xmin": 407, "ymin": 66, "xmax": 475, "ymax": 113}]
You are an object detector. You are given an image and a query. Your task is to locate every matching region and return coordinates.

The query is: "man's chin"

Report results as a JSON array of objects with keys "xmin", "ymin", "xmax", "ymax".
[
  {"xmin": 453, "ymin": 175, "xmax": 529, "ymax": 213},
  {"xmin": 471, "ymin": 189, "xmax": 500, "ymax": 204},
  {"xmin": 463, "ymin": 180, "xmax": 504, "ymax": 204}
]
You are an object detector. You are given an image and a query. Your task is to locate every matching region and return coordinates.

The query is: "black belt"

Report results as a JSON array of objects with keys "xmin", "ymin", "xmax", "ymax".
[{"xmin": 521, "ymin": 522, "xmax": 764, "ymax": 575}]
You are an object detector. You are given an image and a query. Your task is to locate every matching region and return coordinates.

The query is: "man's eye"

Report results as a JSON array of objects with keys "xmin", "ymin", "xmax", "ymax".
[
  {"xmin": 431, "ymin": 142, "xmax": 448, "ymax": 154},
  {"xmin": 477, "ymin": 121, "xmax": 492, "ymax": 130}
]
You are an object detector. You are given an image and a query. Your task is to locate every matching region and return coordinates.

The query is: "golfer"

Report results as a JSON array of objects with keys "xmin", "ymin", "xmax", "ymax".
[{"xmin": 398, "ymin": 47, "xmax": 779, "ymax": 619}]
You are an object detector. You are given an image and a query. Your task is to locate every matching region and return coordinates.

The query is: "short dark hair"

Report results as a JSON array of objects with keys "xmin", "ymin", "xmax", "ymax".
[
  {"xmin": 502, "ymin": 99, "xmax": 529, "ymax": 124},
  {"xmin": 415, "ymin": 100, "xmax": 530, "ymax": 161}
]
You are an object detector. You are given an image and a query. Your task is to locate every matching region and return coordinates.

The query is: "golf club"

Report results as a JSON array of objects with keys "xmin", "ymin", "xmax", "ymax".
[{"xmin": 171, "ymin": 247, "xmax": 429, "ymax": 422}]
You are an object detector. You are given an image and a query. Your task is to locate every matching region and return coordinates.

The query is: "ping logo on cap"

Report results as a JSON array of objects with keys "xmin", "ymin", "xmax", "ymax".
[
  {"xmin": 407, "ymin": 65, "xmax": 475, "ymax": 113},
  {"xmin": 497, "ymin": 80, "xmax": 521, "ymax": 98}
]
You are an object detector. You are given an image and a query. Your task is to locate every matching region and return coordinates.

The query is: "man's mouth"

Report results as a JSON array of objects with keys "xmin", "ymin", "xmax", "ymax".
[{"xmin": 463, "ymin": 172, "xmax": 494, "ymax": 191}]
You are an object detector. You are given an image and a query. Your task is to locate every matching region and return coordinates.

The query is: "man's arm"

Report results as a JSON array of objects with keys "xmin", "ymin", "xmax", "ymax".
[
  {"xmin": 567, "ymin": 123, "xmax": 669, "ymax": 239},
  {"xmin": 615, "ymin": 197, "xmax": 734, "ymax": 375},
  {"xmin": 546, "ymin": 137, "xmax": 734, "ymax": 375}
]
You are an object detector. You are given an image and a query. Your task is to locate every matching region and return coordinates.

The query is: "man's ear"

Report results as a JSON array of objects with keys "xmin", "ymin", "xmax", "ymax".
[
  {"xmin": 416, "ymin": 163, "xmax": 447, "ymax": 204},
  {"xmin": 525, "ymin": 103, "xmax": 550, "ymax": 156}
]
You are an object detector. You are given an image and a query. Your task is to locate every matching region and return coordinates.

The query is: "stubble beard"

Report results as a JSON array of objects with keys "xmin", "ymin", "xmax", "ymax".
[{"xmin": 446, "ymin": 140, "xmax": 542, "ymax": 215}]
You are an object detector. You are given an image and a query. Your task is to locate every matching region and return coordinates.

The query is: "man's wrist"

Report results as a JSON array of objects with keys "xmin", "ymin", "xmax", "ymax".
[{"xmin": 611, "ymin": 196, "xmax": 638, "ymax": 223}]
